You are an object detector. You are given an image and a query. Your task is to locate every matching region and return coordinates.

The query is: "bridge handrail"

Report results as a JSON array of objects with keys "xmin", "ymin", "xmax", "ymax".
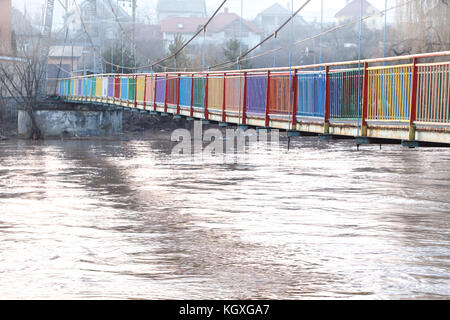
[
  {"xmin": 54, "ymin": 51, "xmax": 450, "ymax": 80},
  {"xmin": 57, "ymin": 51, "xmax": 450, "ymax": 136}
]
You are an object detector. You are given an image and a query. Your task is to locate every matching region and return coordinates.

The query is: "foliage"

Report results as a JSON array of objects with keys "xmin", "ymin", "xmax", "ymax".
[
  {"xmin": 157, "ymin": 33, "xmax": 191, "ymax": 72},
  {"xmin": 392, "ymin": 0, "xmax": 449, "ymax": 55},
  {"xmin": 0, "ymin": 35, "xmax": 47, "ymax": 139},
  {"xmin": 223, "ymin": 39, "xmax": 251, "ymax": 70},
  {"xmin": 103, "ymin": 42, "xmax": 137, "ymax": 74}
]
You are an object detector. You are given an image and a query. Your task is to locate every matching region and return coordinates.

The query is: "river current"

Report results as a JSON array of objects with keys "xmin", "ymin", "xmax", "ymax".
[{"xmin": 0, "ymin": 131, "xmax": 449, "ymax": 299}]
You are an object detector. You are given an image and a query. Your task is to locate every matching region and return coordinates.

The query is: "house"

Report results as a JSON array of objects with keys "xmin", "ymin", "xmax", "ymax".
[
  {"xmin": 157, "ymin": 0, "xmax": 207, "ymax": 23},
  {"xmin": 335, "ymin": 0, "xmax": 382, "ymax": 29},
  {"xmin": 135, "ymin": 23, "xmax": 163, "ymax": 42},
  {"xmin": 160, "ymin": 8, "xmax": 262, "ymax": 51},
  {"xmin": 65, "ymin": 0, "xmax": 131, "ymax": 44},
  {"xmin": 0, "ymin": 0, "xmax": 12, "ymax": 55},
  {"xmin": 47, "ymin": 46, "xmax": 83, "ymax": 78},
  {"xmin": 46, "ymin": 45, "xmax": 83, "ymax": 94},
  {"xmin": 255, "ymin": 3, "xmax": 306, "ymax": 36}
]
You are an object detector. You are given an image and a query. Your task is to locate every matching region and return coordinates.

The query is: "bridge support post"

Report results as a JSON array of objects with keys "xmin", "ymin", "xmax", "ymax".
[
  {"xmin": 265, "ymin": 71, "xmax": 271, "ymax": 127},
  {"xmin": 190, "ymin": 74, "xmax": 194, "ymax": 117},
  {"xmin": 222, "ymin": 72, "xmax": 226, "ymax": 122},
  {"xmin": 164, "ymin": 73, "xmax": 168, "ymax": 113},
  {"xmin": 134, "ymin": 75, "xmax": 138, "ymax": 109},
  {"xmin": 143, "ymin": 75, "xmax": 147, "ymax": 110},
  {"xmin": 408, "ymin": 58, "xmax": 418, "ymax": 141},
  {"xmin": 292, "ymin": 68, "xmax": 298, "ymax": 129},
  {"xmin": 323, "ymin": 66, "xmax": 330, "ymax": 134},
  {"xmin": 204, "ymin": 73, "xmax": 209, "ymax": 120},
  {"xmin": 361, "ymin": 62, "xmax": 369, "ymax": 137},
  {"xmin": 153, "ymin": 74, "xmax": 158, "ymax": 111},
  {"xmin": 242, "ymin": 72, "xmax": 248, "ymax": 125},
  {"xmin": 176, "ymin": 73, "xmax": 181, "ymax": 115}
]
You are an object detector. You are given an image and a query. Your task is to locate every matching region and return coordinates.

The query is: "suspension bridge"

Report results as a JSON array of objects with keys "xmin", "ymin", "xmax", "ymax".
[{"xmin": 57, "ymin": 51, "xmax": 450, "ymax": 146}]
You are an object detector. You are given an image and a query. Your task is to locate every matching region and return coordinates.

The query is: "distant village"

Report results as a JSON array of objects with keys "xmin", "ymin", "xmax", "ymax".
[{"xmin": 0, "ymin": 0, "xmax": 448, "ymax": 76}]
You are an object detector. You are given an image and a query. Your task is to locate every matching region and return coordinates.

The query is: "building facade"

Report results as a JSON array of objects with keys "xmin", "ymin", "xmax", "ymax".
[
  {"xmin": 160, "ymin": 8, "xmax": 262, "ymax": 51},
  {"xmin": 0, "ymin": 0, "xmax": 12, "ymax": 55},
  {"xmin": 335, "ymin": 0, "xmax": 382, "ymax": 29},
  {"xmin": 65, "ymin": 0, "xmax": 131, "ymax": 44}
]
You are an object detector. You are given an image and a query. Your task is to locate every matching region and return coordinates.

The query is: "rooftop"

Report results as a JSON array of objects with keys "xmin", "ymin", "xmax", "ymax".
[
  {"xmin": 335, "ymin": 0, "xmax": 381, "ymax": 18},
  {"xmin": 258, "ymin": 3, "xmax": 291, "ymax": 16},
  {"xmin": 161, "ymin": 9, "xmax": 262, "ymax": 34}
]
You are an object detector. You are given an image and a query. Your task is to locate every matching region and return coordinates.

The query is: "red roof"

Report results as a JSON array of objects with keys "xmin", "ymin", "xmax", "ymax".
[
  {"xmin": 161, "ymin": 17, "xmax": 207, "ymax": 34},
  {"xmin": 161, "ymin": 11, "xmax": 262, "ymax": 34},
  {"xmin": 335, "ymin": 0, "xmax": 380, "ymax": 18},
  {"xmin": 208, "ymin": 12, "xmax": 262, "ymax": 34}
]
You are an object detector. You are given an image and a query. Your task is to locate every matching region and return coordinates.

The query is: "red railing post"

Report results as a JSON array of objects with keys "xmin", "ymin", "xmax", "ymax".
[
  {"xmin": 118, "ymin": 77, "xmax": 122, "ymax": 104},
  {"xmin": 153, "ymin": 74, "xmax": 157, "ymax": 111},
  {"xmin": 117, "ymin": 77, "xmax": 122, "ymax": 104},
  {"xmin": 409, "ymin": 58, "xmax": 418, "ymax": 141},
  {"xmin": 190, "ymin": 74, "xmax": 194, "ymax": 117},
  {"xmin": 164, "ymin": 73, "xmax": 168, "ymax": 113},
  {"xmin": 222, "ymin": 73, "xmax": 226, "ymax": 122},
  {"xmin": 242, "ymin": 71, "xmax": 248, "ymax": 125},
  {"xmin": 265, "ymin": 71, "xmax": 271, "ymax": 127},
  {"xmin": 176, "ymin": 73, "xmax": 181, "ymax": 114},
  {"xmin": 112, "ymin": 77, "xmax": 115, "ymax": 103},
  {"xmin": 361, "ymin": 62, "xmax": 369, "ymax": 136},
  {"xmin": 204, "ymin": 73, "xmax": 209, "ymax": 120},
  {"xmin": 292, "ymin": 68, "xmax": 298, "ymax": 127},
  {"xmin": 134, "ymin": 74, "xmax": 138, "ymax": 109},
  {"xmin": 114, "ymin": 78, "xmax": 117, "ymax": 103},
  {"xmin": 324, "ymin": 66, "xmax": 330, "ymax": 134},
  {"xmin": 126, "ymin": 76, "xmax": 130, "ymax": 107},
  {"xmin": 143, "ymin": 75, "xmax": 147, "ymax": 110}
]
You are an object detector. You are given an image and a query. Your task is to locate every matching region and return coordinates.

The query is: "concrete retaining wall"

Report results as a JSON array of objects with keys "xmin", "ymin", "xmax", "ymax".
[
  {"xmin": 18, "ymin": 109, "xmax": 123, "ymax": 137},
  {"xmin": 0, "ymin": 97, "xmax": 19, "ymax": 133}
]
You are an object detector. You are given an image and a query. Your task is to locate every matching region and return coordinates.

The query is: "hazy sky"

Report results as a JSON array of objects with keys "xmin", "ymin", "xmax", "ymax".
[{"xmin": 12, "ymin": 0, "xmax": 393, "ymax": 28}]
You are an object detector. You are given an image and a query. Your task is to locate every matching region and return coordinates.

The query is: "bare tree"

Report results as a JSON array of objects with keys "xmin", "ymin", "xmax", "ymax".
[
  {"xmin": 0, "ymin": 36, "xmax": 47, "ymax": 140},
  {"xmin": 0, "ymin": 92, "xmax": 5, "ymax": 138},
  {"xmin": 393, "ymin": 0, "xmax": 450, "ymax": 55}
]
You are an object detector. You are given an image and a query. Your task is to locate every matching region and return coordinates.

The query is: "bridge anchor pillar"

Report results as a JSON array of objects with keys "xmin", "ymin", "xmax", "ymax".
[
  {"xmin": 408, "ymin": 124, "xmax": 416, "ymax": 141},
  {"xmin": 319, "ymin": 133, "xmax": 332, "ymax": 141},
  {"xmin": 402, "ymin": 140, "xmax": 419, "ymax": 148},
  {"xmin": 287, "ymin": 130, "xmax": 300, "ymax": 137},
  {"xmin": 361, "ymin": 125, "xmax": 368, "ymax": 137}
]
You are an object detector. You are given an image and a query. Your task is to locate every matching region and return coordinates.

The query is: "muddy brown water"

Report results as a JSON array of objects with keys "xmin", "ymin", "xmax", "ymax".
[{"xmin": 0, "ymin": 132, "xmax": 449, "ymax": 299}]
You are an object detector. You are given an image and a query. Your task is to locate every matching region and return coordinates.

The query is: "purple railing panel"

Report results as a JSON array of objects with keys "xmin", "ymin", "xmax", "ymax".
[
  {"xmin": 155, "ymin": 78, "xmax": 166, "ymax": 104},
  {"xmin": 246, "ymin": 75, "xmax": 267, "ymax": 114},
  {"xmin": 108, "ymin": 77, "xmax": 114, "ymax": 97}
]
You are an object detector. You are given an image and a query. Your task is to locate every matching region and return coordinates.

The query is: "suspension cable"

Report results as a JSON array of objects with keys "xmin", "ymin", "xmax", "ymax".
[{"xmin": 209, "ymin": 0, "xmax": 417, "ymax": 71}]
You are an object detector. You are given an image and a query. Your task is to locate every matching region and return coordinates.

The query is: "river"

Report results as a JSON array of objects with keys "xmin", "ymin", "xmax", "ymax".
[{"xmin": 0, "ymin": 131, "xmax": 449, "ymax": 299}]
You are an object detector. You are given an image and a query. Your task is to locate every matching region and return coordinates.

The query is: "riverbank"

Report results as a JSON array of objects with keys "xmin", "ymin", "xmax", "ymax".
[
  {"xmin": 123, "ymin": 111, "xmax": 193, "ymax": 133},
  {"xmin": 0, "ymin": 106, "xmax": 195, "ymax": 139}
]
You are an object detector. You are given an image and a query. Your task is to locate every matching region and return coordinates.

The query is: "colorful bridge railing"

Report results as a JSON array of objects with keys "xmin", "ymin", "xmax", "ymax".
[{"xmin": 58, "ymin": 51, "xmax": 450, "ymax": 142}]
